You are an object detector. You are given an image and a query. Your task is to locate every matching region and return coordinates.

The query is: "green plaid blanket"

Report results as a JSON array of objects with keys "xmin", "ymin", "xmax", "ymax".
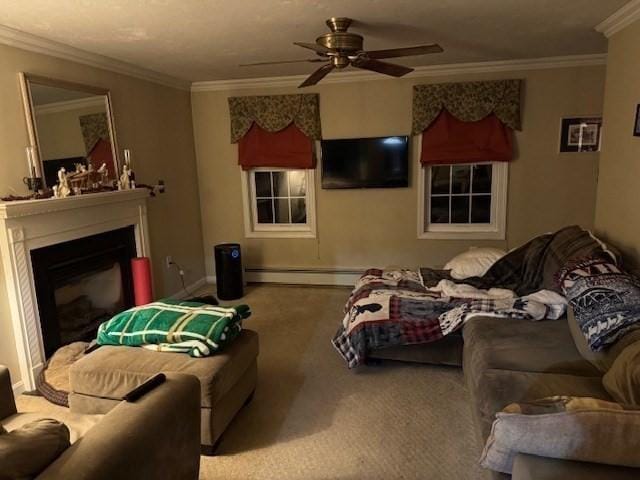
[{"xmin": 96, "ymin": 300, "xmax": 251, "ymax": 357}]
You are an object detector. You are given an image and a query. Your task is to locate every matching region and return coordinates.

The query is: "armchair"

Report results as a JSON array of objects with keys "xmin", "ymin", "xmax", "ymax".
[{"xmin": 0, "ymin": 365, "xmax": 201, "ymax": 480}]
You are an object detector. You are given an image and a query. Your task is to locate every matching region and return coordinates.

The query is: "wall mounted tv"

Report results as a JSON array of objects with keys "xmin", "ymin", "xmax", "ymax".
[{"xmin": 321, "ymin": 136, "xmax": 409, "ymax": 189}]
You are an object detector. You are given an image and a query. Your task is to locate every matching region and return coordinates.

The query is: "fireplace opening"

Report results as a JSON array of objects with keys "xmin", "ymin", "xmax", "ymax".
[{"xmin": 31, "ymin": 226, "xmax": 137, "ymax": 358}]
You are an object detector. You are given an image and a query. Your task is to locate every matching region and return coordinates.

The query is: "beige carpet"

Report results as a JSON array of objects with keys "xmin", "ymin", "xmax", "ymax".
[{"xmin": 17, "ymin": 284, "xmax": 484, "ymax": 480}]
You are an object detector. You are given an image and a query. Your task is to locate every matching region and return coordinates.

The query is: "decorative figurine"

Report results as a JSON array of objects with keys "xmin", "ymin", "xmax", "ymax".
[
  {"xmin": 119, "ymin": 164, "xmax": 132, "ymax": 190},
  {"xmin": 97, "ymin": 163, "xmax": 109, "ymax": 186},
  {"xmin": 55, "ymin": 167, "xmax": 71, "ymax": 198},
  {"xmin": 69, "ymin": 164, "xmax": 91, "ymax": 190}
]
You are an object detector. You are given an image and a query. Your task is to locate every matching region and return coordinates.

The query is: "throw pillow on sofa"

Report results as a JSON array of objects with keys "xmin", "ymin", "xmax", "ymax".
[
  {"xmin": 558, "ymin": 257, "xmax": 640, "ymax": 351},
  {"xmin": 480, "ymin": 396, "xmax": 640, "ymax": 474},
  {"xmin": 444, "ymin": 248, "xmax": 506, "ymax": 280},
  {"xmin": 0, "ymin": 418, "xmax": 70, "ymax": 478}
]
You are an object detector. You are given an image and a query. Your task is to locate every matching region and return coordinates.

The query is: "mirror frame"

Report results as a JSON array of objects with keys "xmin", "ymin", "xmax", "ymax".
[{"xmin": 18, "ymin": 72, "xmax": 120, "ymax": 188}]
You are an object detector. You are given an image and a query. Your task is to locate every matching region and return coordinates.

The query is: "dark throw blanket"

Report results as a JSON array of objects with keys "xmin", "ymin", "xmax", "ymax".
[{"xmin": 421, "ymin": 225, "xmax": 618, "ymax": 296}]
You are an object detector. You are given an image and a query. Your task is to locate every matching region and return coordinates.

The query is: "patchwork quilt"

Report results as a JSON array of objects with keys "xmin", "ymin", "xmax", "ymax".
[{"xmin": 332, "ymin": 269, "xmax": 566, "ymax": 368}]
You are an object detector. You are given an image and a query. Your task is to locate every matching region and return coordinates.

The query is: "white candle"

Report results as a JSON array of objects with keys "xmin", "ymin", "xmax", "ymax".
[
  {"xmin": 124, "ymin": 149, "xmax": 131, "ymax": 167},
  {"xmin": 25, "ymin": 146, "xmax": 33, "ymax": 176}
]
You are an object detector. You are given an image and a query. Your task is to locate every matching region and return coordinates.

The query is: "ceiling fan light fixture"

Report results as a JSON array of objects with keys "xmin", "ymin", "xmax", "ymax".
[
  {"xmin": 241, "ymin": 17, "xmax": 444, "ymax": 88},
  {"xmin": 331, "ymin": 56, "xmax": 350, "ymax": 69}
]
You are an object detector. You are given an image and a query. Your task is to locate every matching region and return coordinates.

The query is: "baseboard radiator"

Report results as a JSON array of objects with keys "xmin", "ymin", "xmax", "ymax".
[{"xmin": 234, "ymin": 267, "xmax": 364, "ymax": 286}]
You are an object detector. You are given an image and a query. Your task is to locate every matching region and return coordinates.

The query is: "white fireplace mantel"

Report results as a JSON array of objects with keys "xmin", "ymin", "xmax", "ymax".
[{"xmin": 0, "ymin": 190, "xmax": 150, "ymax": 392}]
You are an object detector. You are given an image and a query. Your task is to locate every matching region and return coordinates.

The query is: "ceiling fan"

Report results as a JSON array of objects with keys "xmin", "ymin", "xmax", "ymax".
[{"xmin": 240, "ymin": 17, "xmax": 443, "ymax": 88}]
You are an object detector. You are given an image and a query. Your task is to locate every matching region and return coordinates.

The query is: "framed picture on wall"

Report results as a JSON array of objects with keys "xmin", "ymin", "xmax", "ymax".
[
  {"xmin": 634, "ymin": 105, "xmax": 640, "ymax": 137},
  {"xmin": 559, "ymin": 117, "xmax": 602, "ymax": 152}
]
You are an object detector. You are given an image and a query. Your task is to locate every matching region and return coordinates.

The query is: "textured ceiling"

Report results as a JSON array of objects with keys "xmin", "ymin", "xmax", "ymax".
[{"xmin": 0, "ymin": 0, "xmax": 628, "ymax": 82}]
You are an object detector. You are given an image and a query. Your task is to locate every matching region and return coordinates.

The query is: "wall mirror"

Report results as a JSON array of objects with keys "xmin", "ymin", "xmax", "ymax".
[{"xmin": 19, "ymin": 73, "xmax": 119, "ymax": 188}]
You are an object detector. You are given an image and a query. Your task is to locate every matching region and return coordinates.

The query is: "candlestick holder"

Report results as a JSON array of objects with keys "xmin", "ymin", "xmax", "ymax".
[{"xmin": 22, "ymin": 176, "xmax": 43, "ymax": 194}]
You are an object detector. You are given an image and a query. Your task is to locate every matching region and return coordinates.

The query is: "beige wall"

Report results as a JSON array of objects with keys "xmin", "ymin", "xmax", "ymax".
[
  {"xmin": 36, "ymin": 103, "xmax": 104, "ymax": 160},
  {"xmin": 0, "ymin": 44, "xmax": 205, "ymax": 387},
  {"xmin": 595, "ymin": 20, "xmax": 640, "ymax": 268},
  {"xmin": 192, "ymin": 65, "xmax": 606, "ymax": 278}
]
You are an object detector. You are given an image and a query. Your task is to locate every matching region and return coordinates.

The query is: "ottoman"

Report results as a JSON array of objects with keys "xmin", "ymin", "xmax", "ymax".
[{"xmin": 68, "ymin": 329, "xmax": 259, "ymax": 454}]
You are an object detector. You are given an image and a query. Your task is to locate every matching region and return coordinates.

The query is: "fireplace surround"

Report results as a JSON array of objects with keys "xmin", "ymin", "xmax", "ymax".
[
  {"xmin": 0, "ymin": 189, "xmax": 150, "ymax": 392},
  {"xmin": 31, "ymin": 226, "xmax": 136, "ymax": 358}
]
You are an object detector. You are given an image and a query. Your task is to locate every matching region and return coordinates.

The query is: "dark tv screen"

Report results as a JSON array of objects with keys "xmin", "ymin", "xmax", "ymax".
[{"xmin": 321, "ymin": 136, "xmax": 409, "ymax": 189}]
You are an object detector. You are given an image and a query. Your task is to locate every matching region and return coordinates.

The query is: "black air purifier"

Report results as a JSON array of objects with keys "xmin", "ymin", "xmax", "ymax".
[{"xmin": 214, "ymin": 243, "xmax": 243, "ymax": 300}]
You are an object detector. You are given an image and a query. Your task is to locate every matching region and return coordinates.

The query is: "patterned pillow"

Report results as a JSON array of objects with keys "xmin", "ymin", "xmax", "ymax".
[
  {"xmin": 480, "ymin": 396, "xmax": 640, "ymax": 474},
  {"xmin": 558, "ymin": 257, "xmax": 640, "ymax": 351}
]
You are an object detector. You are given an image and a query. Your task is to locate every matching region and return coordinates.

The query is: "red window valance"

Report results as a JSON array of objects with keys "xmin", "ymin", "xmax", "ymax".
[
  {"xmin": 238, "ymin": 123, "xmax": 316, "ymax": 170},
  {"xmin": 421, "ymin": 110, "xmax": 513, "ymax": 165}
]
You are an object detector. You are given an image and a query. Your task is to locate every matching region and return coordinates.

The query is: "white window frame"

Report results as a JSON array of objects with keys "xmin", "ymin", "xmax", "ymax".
[
  {"xmin": 241, "ymin": 167, "xmax": 317, "ymax": 239},
  {"xmin": 417, "ymin": 139, "xmax": 508, "ymax": 240}
]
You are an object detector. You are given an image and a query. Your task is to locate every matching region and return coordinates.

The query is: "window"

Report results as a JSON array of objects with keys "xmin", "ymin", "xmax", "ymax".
[
  {"xmin": 418, "ymin": 162, "xmax": 507, "ymax": 239},
  {"xmin": 241, "ymin": 168, "xmax": 316, "ymax": 238}
]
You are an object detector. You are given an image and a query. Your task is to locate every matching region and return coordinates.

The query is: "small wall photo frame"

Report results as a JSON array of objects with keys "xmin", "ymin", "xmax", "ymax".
[
  {"xmin": 634, "ymin": 104, "xmax": 640, "ymax": 137},
  {"xmin": 559, "ymin": 116, "xmax": 602, "ymax": 153}
]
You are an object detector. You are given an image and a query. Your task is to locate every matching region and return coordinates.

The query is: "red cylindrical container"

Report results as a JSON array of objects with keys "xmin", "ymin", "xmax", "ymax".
[{"xmin": 131, "ymin": 257, "xmax": 153, "ymax": 306}]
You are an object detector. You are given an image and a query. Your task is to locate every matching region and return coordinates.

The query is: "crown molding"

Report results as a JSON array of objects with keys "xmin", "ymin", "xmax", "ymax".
[
  {"xmin": 596, "ymin": 0, "xmax": 640, "ymax": 38},
  {"xmin": 34, "ymin": 96, "xmax": 105, "ymax": 115},
  {"xmin": 0, "ymin": 24, "xmax": 190, "ymax": 91},
  {"xmin": 191, "ymin": 54, "xmax": 607, "ymax": 92}
]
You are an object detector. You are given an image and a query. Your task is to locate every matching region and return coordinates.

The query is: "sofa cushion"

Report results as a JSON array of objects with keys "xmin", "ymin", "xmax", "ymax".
[
  {"xmin": 369, "ymin": 330, "xmax": 463, "ymax": 366},
  {"xmin": 70, "ymin": 329, "xmax": 258, "ymax": 408},
  {"xmin": 603, "ymin": 339, "xmax": 640, "ymax": 405},
  {"xmin": 466, "ymin": 368, "xmax": 610, "ymax": 442},
  {"xmin": 0, "ymin": 419, "xmax": 70, "ymax": 479},
  {"xmin": 480, "ymin": 396, "xmax": 640, "ymax": 474},
  {"xmin": 512, "ymin": 453, "xmax": 640, "ymax": 480},
  {"xmin": 463, "ymin": 316, "xmax": 600, "ymax": 377}
]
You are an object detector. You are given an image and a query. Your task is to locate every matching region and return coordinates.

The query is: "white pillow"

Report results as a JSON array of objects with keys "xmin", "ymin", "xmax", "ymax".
[{"xmin": 444, "ymin": 248, "xmax": 506, "ymax": 280}]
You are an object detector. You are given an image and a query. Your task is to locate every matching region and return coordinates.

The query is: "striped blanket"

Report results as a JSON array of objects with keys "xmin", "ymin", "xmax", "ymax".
[{"xmin": 97, "ymin": 300, "xmax": 251, "ymax": 357}]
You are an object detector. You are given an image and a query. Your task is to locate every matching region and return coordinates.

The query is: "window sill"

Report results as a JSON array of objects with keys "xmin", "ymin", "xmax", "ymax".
[
  {"xmin": 245, "ymin": 230, "xmax": 316, "ymax": 239},
  {"xmin": 418, "ymin": 230, "xmax": 505, "ymax": 240}
]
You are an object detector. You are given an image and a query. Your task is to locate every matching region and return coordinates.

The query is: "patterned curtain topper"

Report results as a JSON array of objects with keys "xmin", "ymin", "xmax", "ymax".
[
  {"xmin": 228, "ymin": 94, "xmax": 321, "ymax": 143},
  {"xmin": 412, "ymin": 79, "xmax": 522, "ymax": 134}
]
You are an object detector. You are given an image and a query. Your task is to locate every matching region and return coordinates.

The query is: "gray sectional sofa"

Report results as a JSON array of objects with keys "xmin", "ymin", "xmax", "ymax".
[
  {"xmin": 0, "ymin": 366, "xmax": 201, "ymax": 480},
  {"xmin": 371, "ymin": 315, "xmax": 639, "ymax": 479}
]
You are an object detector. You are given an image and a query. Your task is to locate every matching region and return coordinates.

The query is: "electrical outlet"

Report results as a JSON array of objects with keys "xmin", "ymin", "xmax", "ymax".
[{"xmin": 165, "ymin": 255, "xmax": 173, "ymax": 269}]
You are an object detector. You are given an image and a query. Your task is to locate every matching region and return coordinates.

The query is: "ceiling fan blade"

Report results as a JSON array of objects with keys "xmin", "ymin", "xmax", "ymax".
[
  {"xmin": 363, "ymin": 44, "xmax": 444, "ymax": 59},
  {"xmin": 351, "ymin": 57, "xmax": 413, "ymax": 77},
  {"xmin": 294, "ymin": 42, "xmax": 332, "ymax": 55},
  {"xmin": 299, "ymin": 63, "xmax": 335, "ymax": 88},
  {"xmin": 240, "ymin": 58, "xmax": 327, "ymax": 67}
]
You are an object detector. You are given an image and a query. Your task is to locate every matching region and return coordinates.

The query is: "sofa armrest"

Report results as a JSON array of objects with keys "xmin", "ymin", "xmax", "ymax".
[
  {"xmin": 37, "ymin": 373, "xmax": 201, "ymax": 480},
  {"xmin": 0, "ymin": 365, "xmax": 17, "ymax": 421},
  {"xmin": 512, "ymin": 453, "xmax": 640, "ymax": 480}
]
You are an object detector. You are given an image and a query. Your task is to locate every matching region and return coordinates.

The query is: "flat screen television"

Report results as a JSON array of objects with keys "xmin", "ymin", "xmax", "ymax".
[{"xmin": 321, "ymin": 136, "xmax": 409, "ymax": 189}]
